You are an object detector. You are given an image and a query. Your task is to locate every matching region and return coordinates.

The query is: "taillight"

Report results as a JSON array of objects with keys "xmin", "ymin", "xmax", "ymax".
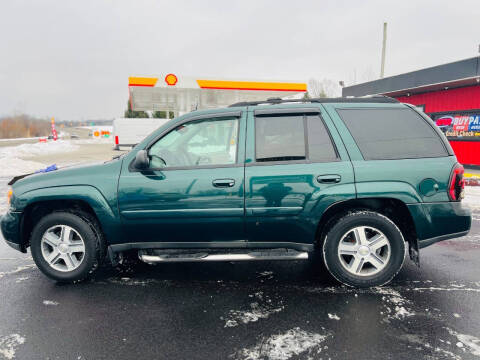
[
  {"xmin": 448, "ymin": 163, "xmax": 465, "ymax": 201},
  {"xmin": 115, "ymin": 135, "xmax": 119, "ymax": 145}
]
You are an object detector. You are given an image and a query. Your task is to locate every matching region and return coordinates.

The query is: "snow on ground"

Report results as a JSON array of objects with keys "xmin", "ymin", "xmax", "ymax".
[
  {"xmin": 223, "ymin": 292, "xmax": 284, "ymax": 328},
  {"xmin": 463, "ymin": 186, "xmax": 480, "ymax": 210},
  {"xmin": 372, "ymin": 287, "xmax": 415, "ymax": 321},
  {"xmin": 328, "ymin": 313, "xmax": 340, "ymax": 320},
  {"xmin": 233, "ymin": 327, "xmax": 331, "ymax": 360},
  {"xmin": 106, "ymin": 277, "xmax": 158, "ymax": 286},
  {"xmin": 0, "ymin": 158, "xmax": 46, "ymax": 178},
  {"xmin": 0, "ymin": 137, "xmax": 42, "ymax": 143},
  {"xmin": 445, "ymin": 328, "xmax": 480, "ymax": 357},
  {"xmin": 42, "ymin": 300, "xmax": 59, "ymax": 306},
  {"xmin": 0, "ymin": 264, "xmax": 36, "ymax": 280},
  {"xmin": 0, "ymin": 140, "xmax": 83, "ymax": 178},
  {"xmin": 0, "ymin": 334, "xmax": 25, "ymax": 359}
]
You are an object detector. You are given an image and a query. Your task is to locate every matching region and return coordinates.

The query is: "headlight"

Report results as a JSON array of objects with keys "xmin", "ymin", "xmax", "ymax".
[{"xmin": 7, "ymin": 187, "xmax": 13, "ymax": 207}]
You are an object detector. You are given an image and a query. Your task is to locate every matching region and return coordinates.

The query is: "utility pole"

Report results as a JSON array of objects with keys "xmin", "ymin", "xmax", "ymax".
[{"xmin": 380, "ymin": 22, "xmax": 387, "ymax": 78}]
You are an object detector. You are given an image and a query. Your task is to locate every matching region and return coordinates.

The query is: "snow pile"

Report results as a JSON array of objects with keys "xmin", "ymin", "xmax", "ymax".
[
  {"xmin": 0, "ymin": 140, "xmax": 79, "ymax": 159},
  {"xmin": 234, "ymin": 328, "xmax": 330, "ymax": 360},
  {"xmin": 0, "ymin": 140, "xmax": 81, "ymax": 177},
  {"xmin": 0, "ymin": 334, "xmax": 25, "ymax": 359}
]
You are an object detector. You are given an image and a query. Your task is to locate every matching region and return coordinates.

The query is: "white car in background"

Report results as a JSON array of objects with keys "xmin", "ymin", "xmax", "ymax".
[{"xmin": 113, "ymin": 118, "xmax": 169, "ymax": 150}]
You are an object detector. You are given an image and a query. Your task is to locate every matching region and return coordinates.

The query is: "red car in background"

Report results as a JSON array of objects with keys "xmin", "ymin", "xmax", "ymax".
[{"xmin": 435, "ymin": 115, "xmax": 454, "ymax": 133}]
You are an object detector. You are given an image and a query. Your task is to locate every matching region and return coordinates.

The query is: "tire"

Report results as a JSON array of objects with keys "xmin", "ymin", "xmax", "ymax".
[
  {"xmin": 30, "ymin": 211, "xmax": 105, "ymax": 282},
  {"xmin": 322, "ymin": 211, "xmax": 405, "ymax": 288}
]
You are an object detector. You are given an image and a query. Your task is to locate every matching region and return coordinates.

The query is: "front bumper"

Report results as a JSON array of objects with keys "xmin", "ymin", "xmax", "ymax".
[{"xmin": 0, "ymin": 211, "xmax": 26, "ymax": 253}]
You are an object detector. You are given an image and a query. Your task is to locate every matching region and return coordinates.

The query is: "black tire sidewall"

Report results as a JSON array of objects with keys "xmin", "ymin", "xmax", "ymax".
[
  {"xmin": 322, "ymin": 211, "xmax": 405, "ymax": 288},
  {"xmin": 30, "ymin": 212, "xmax": 99, "ymax": 282}
]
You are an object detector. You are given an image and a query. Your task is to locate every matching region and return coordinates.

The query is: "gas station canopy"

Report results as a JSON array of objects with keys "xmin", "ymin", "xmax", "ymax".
[{"xmin": 128, "ymin": 74, "xmax": 307, "ymax": 114}]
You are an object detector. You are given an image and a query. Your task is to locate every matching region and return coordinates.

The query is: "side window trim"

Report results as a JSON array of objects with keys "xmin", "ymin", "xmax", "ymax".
[
  {"xmin": 251, "ymin": 112, "xmax": 340, "ymax": 166},
  {"xmin": 254, "ymin": 107, "xmax": 320, "ymax": 116},
  {"xmin": 145, "ymin": 111, "xmax": 242, "ymax": 149}
]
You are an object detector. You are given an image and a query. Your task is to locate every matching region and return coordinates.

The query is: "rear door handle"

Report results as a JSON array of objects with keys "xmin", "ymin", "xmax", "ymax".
[
  {"xmin": 212, "ymin": 179, "xmax": 235, "ymax": 188},
  {"xmin": 317, "ymin": 174, "xmax": 341, "ymax": 184}
]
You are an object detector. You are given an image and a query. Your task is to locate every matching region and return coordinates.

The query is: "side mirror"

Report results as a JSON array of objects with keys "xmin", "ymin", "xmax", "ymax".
[{"xmin": 132, "ymin": 150, "xmax": 149, "ymax": 170}]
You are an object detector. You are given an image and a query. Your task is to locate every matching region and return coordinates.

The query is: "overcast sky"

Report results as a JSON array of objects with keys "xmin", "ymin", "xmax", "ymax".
[{"xmin": 1, "ymin": 0, "xmax": 479, "ymax": 120}]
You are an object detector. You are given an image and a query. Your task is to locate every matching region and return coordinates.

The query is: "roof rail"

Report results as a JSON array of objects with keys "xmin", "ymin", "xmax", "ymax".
[{"xmin": 228, "ymin": 95, "xmax": 399, "ymax": 107}]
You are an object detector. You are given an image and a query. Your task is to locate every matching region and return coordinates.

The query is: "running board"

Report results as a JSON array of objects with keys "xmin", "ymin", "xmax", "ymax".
[{"xmin": 138, "ymin": 249, "xmax": 308, "ymax": 263}]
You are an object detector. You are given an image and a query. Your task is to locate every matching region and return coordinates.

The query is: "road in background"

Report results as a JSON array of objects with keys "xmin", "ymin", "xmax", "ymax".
[{"xmin": 0, "ymin": 140, "xmax": 479, "ymax": 359}]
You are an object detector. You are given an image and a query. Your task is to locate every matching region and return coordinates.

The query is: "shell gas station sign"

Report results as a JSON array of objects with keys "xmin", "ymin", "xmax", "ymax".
[{"xmin": 128, "ymin": 74, "xmax": 307, "ymax": 114}]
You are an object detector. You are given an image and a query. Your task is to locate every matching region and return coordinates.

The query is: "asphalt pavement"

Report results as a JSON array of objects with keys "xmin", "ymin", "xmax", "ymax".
[{"xmin": 0, "ymin": 195, "xmax": 479, "ymax": 360}]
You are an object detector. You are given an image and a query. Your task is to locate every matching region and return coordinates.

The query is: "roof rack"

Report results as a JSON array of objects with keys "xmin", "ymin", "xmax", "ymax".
[{"xmin": 228, "ymin": 95, "xmax": 399, "ymax": 107}]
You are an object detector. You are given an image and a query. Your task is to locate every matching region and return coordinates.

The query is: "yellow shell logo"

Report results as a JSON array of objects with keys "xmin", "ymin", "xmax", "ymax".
[{"xmin": 165, "ymin": 74, "xmax": 178, "ymax": 86}]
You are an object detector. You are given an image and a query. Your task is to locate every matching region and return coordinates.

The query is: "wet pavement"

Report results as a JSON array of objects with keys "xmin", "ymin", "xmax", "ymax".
[{"xmin": 1, "ymin": 194, "xmax": 479, "ymax": 359}]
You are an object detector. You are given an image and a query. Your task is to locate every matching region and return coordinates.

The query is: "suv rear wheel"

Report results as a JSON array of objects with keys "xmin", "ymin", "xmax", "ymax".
[
  {"xmin": 322, "ymin": 211, "xmax": 405, "ymax": 287},
  {"xmin": 30, "ymin": 212, "xmax": 105, "ymax": 282}
]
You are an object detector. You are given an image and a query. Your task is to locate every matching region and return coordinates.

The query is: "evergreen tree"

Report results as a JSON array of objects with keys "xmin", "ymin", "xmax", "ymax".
[
  {"xmin": 124, "ymin": 101, "xmax": 149, "ymax": 118},
  {"xmin": 152, "ymin": 110, "xmax": 175, "ymax": 119}
]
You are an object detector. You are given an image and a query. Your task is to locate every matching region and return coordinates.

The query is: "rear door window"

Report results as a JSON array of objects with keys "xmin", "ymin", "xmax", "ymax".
[
  {"xmin": 337, "ymin": 108, "xmax": 448, "ymax": 160},
  {"xmin": 255, "ymin": 115, "xmax": 305, "ymax": 162},
  {"xmin": 254, "ymin": 114, "xmax": 338, "ymax": 163}
]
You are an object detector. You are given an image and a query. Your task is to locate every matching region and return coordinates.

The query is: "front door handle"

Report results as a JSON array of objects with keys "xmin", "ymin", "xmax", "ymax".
[
  {"xmin": 212, "ymin": 179, "xmax": 235, "ymax": 188},
  {"xmin": 317, "ymin": 174, "xmax": 341, "ymax": 184}
]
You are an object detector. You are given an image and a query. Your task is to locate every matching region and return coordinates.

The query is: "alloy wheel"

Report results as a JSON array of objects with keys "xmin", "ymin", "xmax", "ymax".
[
  {"xmin": 40, "ymin": 225, "xmax": 86, "ymax": 272},
  {"xmin": 337, "ymin": 226, "xmax": 391, "ymax": 277}
]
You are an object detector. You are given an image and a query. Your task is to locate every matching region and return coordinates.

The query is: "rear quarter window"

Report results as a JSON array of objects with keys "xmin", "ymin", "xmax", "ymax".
[{"xmin": 337, "ymin": 108, "xmax": 448, "ymax": 160}]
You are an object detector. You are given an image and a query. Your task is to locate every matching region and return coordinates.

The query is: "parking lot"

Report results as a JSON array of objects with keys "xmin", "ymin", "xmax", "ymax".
[{"xmin": 0, "ymin": 141, "xmax": 479, "ymax": 360}]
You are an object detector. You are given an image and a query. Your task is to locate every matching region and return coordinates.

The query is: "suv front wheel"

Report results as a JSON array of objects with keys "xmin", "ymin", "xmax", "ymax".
[
  {"xmin": 30, "ymin": 211, "xmax": 105, "ymax": 282},
  {"xmin": 322, "ymin": 211, "xmax": 406, "ymax": 288}
]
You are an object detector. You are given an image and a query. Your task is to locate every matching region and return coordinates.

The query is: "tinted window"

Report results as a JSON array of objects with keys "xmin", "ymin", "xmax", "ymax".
[
  {"xmin": 149, "ymin": 117, "xmax": 238, "ymax": 168},
  {"xmin": 337, "ymin": 108, "xmax": 448, "ymax": 160},
  {"xmin": 255, "ymin": 115, "xmax": 305, "ymax": 162},
  {"xmin": 307, "ymin": 116, "xmax": 338, "ymax": 162}
]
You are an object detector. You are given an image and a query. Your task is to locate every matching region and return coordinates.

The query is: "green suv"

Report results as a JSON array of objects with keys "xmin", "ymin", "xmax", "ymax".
[{"xmin": 1, "ymin": 97, "xmax": 471, "ymax": 287}]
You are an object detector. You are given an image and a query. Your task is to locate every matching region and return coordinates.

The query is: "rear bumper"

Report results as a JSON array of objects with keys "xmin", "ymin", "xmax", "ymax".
[
  {"xmin": 0, "ymin": 211, "xmax": 26, "ymax": 253},
  {"xmin": 408, "ymin": 201, "xmax": 471, "ymax": 249},
  {"xmin": 418, "ymin": 230, "xmax": 470, "ymax": 249}
]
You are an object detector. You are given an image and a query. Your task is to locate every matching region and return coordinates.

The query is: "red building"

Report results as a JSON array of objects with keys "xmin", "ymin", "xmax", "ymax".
[{"xmin": 342, "ymin": 57, "xmax": 480, "ymax": 167}]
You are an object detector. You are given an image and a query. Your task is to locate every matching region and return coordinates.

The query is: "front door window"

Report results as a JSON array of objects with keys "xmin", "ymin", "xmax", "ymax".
[{"xmin": 149, "ymin": 117, "xmax": 239, "ymax": 169}]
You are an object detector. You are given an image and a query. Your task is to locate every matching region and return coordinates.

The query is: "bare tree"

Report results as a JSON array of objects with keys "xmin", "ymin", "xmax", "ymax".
[
  {"xmin": 0, "ymin": 114, "xmax": 51, "ymax": 139},
  {"xmin": 308, "ymin": 78, "xmax": 341, "ymax": 98},
  {"xmin": 361, "ymin": 66, "xmax": 377, "ymax": 83}
]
